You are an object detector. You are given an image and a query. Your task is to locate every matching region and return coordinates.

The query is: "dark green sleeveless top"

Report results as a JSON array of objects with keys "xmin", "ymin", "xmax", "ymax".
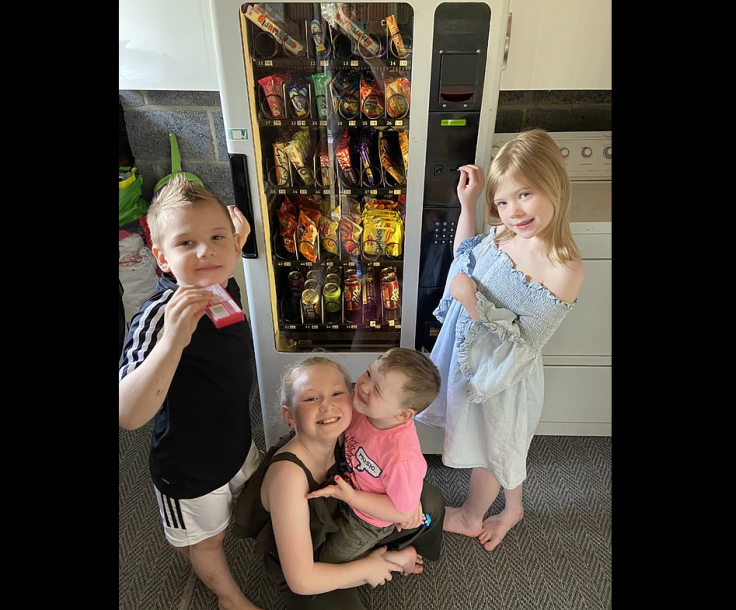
[{"xmin": 232, "ymin": 432, "xmax": 344, "ymax": 558}]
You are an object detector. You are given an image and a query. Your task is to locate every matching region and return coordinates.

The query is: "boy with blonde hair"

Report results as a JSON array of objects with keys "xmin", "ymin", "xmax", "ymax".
[{"xmin": 119, "ymin": 174, "xmax": 261, "ymax": 610}]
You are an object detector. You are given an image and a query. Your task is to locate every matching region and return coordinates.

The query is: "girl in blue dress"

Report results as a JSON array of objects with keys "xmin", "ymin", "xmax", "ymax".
[{"xmin": 416, "ymin": 129, "xmax": 585, "ymax": 551}]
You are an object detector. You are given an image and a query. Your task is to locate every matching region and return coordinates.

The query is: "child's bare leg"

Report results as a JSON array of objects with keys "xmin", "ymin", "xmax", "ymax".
[
  {"xmin": 188, "ymin": 530, "xmax": 262, "ymax": 610},
  {"xmin": 443, "ymin": 467, "xmax": 500, "ymax": 538},
  {"xmin": 172, "ymin": 544, "xmax": 191, "ymax": 561},
  {"xmin": 478, "ymin": 484, "xmax": 524, "ymax": 552},
  {"xmin": 383, "ymin": 546, "xmax": 424, "ymax": 575}
]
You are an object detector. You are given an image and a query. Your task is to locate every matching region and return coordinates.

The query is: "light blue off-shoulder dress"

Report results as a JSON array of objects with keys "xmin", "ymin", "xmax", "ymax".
[{"xmin": 415, "ymin": 227, "xmax": 575, "ymax": 489}]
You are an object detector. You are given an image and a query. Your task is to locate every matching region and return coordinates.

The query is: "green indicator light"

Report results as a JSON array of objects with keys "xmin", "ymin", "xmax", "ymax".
[{"xmin": 440, "ymin": 119, "xmax": 467, "ymax": 126}]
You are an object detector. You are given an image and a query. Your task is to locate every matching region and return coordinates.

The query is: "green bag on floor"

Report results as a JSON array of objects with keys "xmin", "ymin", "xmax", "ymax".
[
  {"xmin": 119, "ymin": 166, "xmax": 148, "ymax": 226},
  {"xmin": 154, "ymin": 133, "xmax": 204, "ymax": 194}
]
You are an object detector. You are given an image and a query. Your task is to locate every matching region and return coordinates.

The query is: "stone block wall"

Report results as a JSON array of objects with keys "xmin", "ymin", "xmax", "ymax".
[{"xmin": 119, "ymin": 90, "xmax": 235, "ymax": 206}]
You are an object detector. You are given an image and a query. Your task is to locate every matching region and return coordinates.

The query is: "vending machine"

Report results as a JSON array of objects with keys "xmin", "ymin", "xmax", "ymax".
[{"xmin": 209, "ymin": 1, "xmax": 510, "ymax": 449}]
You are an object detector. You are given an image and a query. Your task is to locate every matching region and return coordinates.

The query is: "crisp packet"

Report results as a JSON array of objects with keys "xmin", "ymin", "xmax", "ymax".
[
  {"xmin": 204, "ymin": 283, "xmax": 244, "ymax": 328},
  {"xmin": 385, "ymin": 74, "xmax": 411, "ymax": 118}
]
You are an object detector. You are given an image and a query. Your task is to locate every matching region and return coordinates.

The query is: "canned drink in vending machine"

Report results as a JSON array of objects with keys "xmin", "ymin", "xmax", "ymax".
[
  {"xmin": 380, "ymin": 272, "xmax": 400, "ymax": 322},
  {"xmin": 343, "ymin": 274, "xmax": 362, "ymax": 324},
  {"xmin": 325, "ymin": 272, "xmax": 342, "ymax": 286},
  {"xmin": 363, "ymin": 273, "xmax": 377, "ymax": 324},
  {"xmin": 304, "ymin": 278, "xmax": 321, "ymax": 292},
  {"xmin": 306, "ymin": 269, "xmax": 323, "ymax": 282},
  {"xmin": 323, "ymin": 282, "xmax": 342, "ymax": 323},
  {"xmin": 283, "ymin": 270, "xmax": 305, "ymax": 323},
  {"xmin": 301, "ymin": 288, "xmax": 321, "ymax": 322},
  {"xmin": 288, "ymin": 270, "xmax": 305, "ymax": 295}
]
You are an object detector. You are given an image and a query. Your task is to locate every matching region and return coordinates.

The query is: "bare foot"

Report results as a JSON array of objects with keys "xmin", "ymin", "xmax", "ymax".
[
  {"xmin": 442, "ymin": 506, "xmax": 483, "ymax": 538},
  {"xmin": 217, "ymin": 594, "xmax": 263, "ymax": 610},
  {"xmin": 404, "ymin": 552, "xmax": 424, "ymax": 576},
  {"xmin": 384, "ymin": 546, "xmax": 424, "ymax": 575},
  {"xmin": 477, "ymin": 508, "xmax": 524, "ymax": 551}
]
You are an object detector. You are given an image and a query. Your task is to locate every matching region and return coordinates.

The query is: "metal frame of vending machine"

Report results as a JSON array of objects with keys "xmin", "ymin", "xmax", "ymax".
[{"xmin": 209, "ymin": 1, "xmax": 510, "ymax": 449}]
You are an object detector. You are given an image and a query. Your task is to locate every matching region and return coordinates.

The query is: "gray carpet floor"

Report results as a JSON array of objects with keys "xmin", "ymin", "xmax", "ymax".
[{"xmin": 119, "ymin": 397, "xmax": 611, "ymax": 610}]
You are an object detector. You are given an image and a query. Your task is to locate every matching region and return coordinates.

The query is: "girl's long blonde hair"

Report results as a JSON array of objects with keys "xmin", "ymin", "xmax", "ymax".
[{"xmin": 486, "ymin": 129, "xmax": 580, "ymax": 265}]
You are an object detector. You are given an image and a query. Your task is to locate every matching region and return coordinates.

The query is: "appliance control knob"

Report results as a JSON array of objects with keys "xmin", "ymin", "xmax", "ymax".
[
  {"xmin": 491, "ymin": 145, "xmax": 500, "ymax": 158},
  {"xmin": 581, "ymin": 146, "xmax": 593, "ymax": 158},
  {"xmin": 603, "ymin": 146, "xmax": 612, "ymax": 159},
  {"xmin": 559, "ymin": 147, "xmax": 569, "ymax": 158}
]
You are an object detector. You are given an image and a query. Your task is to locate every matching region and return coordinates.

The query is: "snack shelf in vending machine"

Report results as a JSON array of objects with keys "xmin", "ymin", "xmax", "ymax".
[{"xmin": 240, "ymin": 2, "xmax": 414, "ymax": 352}]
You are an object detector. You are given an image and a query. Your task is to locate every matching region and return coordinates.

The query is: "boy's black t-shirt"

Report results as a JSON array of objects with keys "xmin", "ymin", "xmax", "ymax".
[{"xmin": 120, "ymin": 274, "xmax": 254, "ymax": 499}]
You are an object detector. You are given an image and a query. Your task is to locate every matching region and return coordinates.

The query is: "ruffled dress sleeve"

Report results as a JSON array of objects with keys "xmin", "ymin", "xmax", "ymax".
[{"xmin": 458, "ymin": 294, "xmax": 540, "ymax": 403}]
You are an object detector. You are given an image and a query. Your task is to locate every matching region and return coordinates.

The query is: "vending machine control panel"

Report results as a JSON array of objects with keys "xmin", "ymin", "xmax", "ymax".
[{"xmin": 416, "ymin": 2, "xmax": 492, "ymax": 351}]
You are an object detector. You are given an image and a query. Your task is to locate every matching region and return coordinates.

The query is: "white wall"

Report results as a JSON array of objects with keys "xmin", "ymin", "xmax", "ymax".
[
  {"xmin": 119, "ymin": 0, "xmax": 612, "ymax": 92},
  {"xmin": 501, "ymin": 0, "xmax": 612, "ymax": 90},
  {"xmin": 119, "ymin": 0, "xmax": 219, "ymax": 91}
]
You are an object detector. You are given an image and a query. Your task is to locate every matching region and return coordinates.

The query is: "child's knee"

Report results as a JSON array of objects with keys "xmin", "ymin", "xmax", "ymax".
[
  {"xmin": 421, "ymin": 482, "xmax": 446, "ymax": 520},
  {"xmin": 172, "ymin": 528, "xmax": 227, "ymax": 555},
  {"xmin": 169, "ymin": 543, "xmax": 191, "ymax": 561},
  {"xmin": 195, "ymin": 529, "xmax": 227, "ymax": 550}
]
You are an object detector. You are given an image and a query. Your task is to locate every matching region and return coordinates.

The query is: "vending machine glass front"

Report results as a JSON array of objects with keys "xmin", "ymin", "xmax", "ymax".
[{"xmin": 239, "ymin": 2, "xmax": 414, "ymax": 352}]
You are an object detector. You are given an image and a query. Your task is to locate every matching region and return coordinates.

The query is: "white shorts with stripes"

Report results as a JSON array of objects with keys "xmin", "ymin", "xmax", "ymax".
[{"xmin": 154, "ymin": 441, "xmax": 261, "ymax": 547}]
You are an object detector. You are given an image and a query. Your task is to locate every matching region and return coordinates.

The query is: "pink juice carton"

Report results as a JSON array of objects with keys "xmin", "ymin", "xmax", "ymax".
[{"xmin": 204, "ymin": 283, "xmax": 244, "ymax": 328}]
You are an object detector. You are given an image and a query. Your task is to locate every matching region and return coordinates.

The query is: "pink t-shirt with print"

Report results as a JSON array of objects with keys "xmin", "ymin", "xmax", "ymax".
[{"xmin": 343, "ymin": 411, "xmax": 427, "ymax": 527}]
